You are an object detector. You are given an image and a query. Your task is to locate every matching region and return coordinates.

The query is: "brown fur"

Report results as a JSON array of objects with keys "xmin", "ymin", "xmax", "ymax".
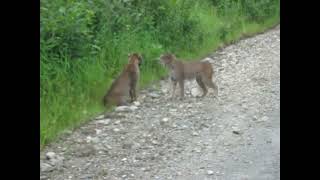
[
  {"xmin": 103, "ymin": 53, "xmax": 142, "ymax": 106},
  {"xmin": 159, "ymin": 53, "xmax": 218, "ymax": 99}
]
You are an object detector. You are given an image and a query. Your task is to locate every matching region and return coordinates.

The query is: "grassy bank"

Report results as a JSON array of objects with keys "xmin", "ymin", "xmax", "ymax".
[{"xmin": 40, "ymin": 0, "xmax": 280, "ymax": 147}]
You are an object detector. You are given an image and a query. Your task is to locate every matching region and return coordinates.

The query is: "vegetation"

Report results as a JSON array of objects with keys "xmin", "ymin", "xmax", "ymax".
[{"xmin": 40, "ymin": 0, "xmax": 280, "ymax": 147}]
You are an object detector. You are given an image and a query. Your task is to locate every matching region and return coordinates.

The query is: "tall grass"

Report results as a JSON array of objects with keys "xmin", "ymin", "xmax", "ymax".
[{"xmin": 40, "ymin": 0, "xmax": 280, "ymax": 147}]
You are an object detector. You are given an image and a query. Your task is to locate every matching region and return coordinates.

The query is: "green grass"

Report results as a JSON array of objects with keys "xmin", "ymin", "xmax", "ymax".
[{"xmin": 40, "ymin": 0, "xmax": 280, "ymax": 148}]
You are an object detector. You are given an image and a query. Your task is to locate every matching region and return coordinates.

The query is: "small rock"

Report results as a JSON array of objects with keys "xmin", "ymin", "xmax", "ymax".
[
  {"xmin": 86, "ymin": 136, "xmax": 96, "ymax": 143},
  {"xmin": 113, "ymin": 128, "xmax": 120, "ymax": 132},
  {"xmin": 40, "ymin": 175, "xmax": 48, "ymax": 180},
  {"xmin": 44, "ymin": 153, "xmax": 63, "ymax": 167},
  {"xmin": 207, "ymin": 170, "xmax": 214, "ymax": 175},
  {"xmin": 129, "ymin": 105, "xmax": 138, "ymax": 111},
  {"xmin": 140, "ymin": 167, "xmax": 146, "ymax": 171},
  {"xmin": 161, "ymin": 117, "xmax": 169, "ymax": 122},
  {"xmin": 95, "ymin": 129, "xmax": 102, "ymax": 135},
  {"xmin": 121, "ymin": 158, "xmax": 127, "ymax": 161},
  {"xmin": 169, "ymin": 109, "xmax": 177, "ymax": 112},
  {"xmin": 114, "ymin": 120, "xmax": 121, "ymax": 125},
  {"xmin": 158, "ymin": 151, "xmax": 165, "ymax": 156},
  {"xmin": 202, "ymin": 57, "xmax": 213, "ymax": 62},
  {"xmin": 192, "ymin": 132, "xmax": 199, "ymax": 136},
  {"xmin": 115, "ymin": 106, "xmax": 132, "ymax": 112},
  {"xmin": 200, "ymin": 123, "xmax": 209, "ymax": 128},
  {"xmin": 86, "ymin": 136, "xmax": 92, "ymax": 143},
  {"xmin": 75, "ymin": 139, "xmax": 84, "ymax": 143},
  {"xmin": 46, "ymin": 152, "xmax": 56, "ymax": 160},
  {"xmin": 149, "ymin": 92, "xmax": 160, "ymax": 98},
  {"xmin": 266, "ymin": 140, "xmax": 272, "ymax": 143},
  {"xmin": 160, "ymin": 118, "xmax": 169, "ymax": 126},
  {"xmin": 104, "ymin": 145, "xmax": 112, "ymax": 150},
  {"xmin": 80, "ymin": 174, "xmax": 93, "ymax": 179},
  {"xmin": 259, "ymin": 116, "xmax": 269, "ymax": 122},
  {"xmin": 96, "ymin": 119, "xmax": 110, "ymax": 125},
  {"xmin": 232, "ymin": 130, "xmax": 241, "ymax": 135},
  {"xmin": 161, "ymin": 87, "xmax": 168, "ymax": 94},
  {"xmin": 186, "ymin": 104, "xmax": 192, "ymax": 108},
  {"xmin": 191, "ymin": 88, "xmax": 201, "ymax": 97},
  {"xmin": 151, "ymin": 140, "xmax": 159, "ymax": 145},
  {"xmin": 133, "ymin": 101, "xmax": 140, "ymax": 106},
  {"xmin": 242, "ymin": 104, "xmax": 248, "ymax": 109},
  {"xmin": 41, "ymin": 162, "xmax": 54, "ymax": 172},
  {"xmin": 232, "ymin": 127, "xmax": 242, "ymax": 135},
  {"xmin": 95, "ymin": 115, "xmax": 105, "ymax": 120},
  {"xmin": 195, "ymin": 148, "xmax": 201, "ymax": 153}
]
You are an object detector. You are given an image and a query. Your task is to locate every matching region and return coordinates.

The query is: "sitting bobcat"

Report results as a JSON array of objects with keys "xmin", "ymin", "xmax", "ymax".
[
  {"xmin": 103, "ymin": 53, "xmax": 142, "ymax": 106},
  {"xmin": 159, "ymin": 53, "xmax": 218, "ymax": 99}
]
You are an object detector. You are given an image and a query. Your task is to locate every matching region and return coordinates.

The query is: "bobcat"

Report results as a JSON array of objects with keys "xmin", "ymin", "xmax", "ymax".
[
  {"xmin": 159, "ymin": 53, "xmax": 218, "ymax": 99},
  {"xmin": 103, "ymin": 53, "xmax": 142, "ymax": 106}
]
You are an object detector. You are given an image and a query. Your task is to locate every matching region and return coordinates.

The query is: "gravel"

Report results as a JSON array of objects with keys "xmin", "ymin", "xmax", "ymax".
[{"xmin": 40, "ymin": 25, "xmax": 280, "ymax": 180}]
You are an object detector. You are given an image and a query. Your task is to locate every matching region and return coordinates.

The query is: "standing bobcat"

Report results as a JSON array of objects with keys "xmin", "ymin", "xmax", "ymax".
[
  {"xmin": 159, "ymin": 53, "xmax": 218, "ymax": 99},
  {"xmin": 103, "ymin": 53, "xmax": 142, "ymax": 106}
]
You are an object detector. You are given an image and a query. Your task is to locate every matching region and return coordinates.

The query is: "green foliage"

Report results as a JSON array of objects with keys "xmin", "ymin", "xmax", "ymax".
[{"xmin": 40, "ymin": 0, "xmax": 280, "ymax": 147}]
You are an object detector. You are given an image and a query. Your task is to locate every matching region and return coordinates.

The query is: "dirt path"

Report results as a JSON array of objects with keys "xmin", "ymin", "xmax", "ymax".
[{"xmin": 41, "ymin": 25, "xmax": 280, "ymax": 180}]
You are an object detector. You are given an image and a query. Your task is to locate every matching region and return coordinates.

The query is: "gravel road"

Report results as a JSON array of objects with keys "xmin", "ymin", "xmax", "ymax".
[{"xmin": 40, "ymin": 25, "xmax": 280, "ymax": 180}]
